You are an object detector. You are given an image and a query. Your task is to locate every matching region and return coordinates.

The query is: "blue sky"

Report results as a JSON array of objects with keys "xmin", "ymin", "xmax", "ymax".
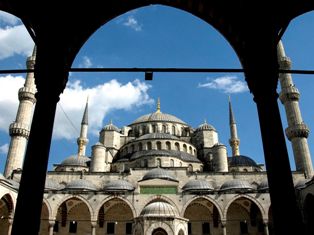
[{"xmin": 0, "ymin": 6, "xmax": 313, "ymax": 172}]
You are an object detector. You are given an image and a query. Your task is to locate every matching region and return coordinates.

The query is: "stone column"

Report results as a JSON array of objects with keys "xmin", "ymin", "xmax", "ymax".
[
  {"xmin": 48, "ymin": 220, "xmax": 55, "ymax": 235},
  {"xmin": 221, "ymin": 220, "xmax": 227, "ymax": 235},
  {"xmin": 243, "ymin": 39, "xmax": 304, "ymax": 235},
  {"xmin": 7, "ymin": 217, "xmax": 13, "ymax": 235},
  {"xmin": 91, "ymin": 221, "xmax": 97, "ymax": 235},
  {"xmin": 11, "ymin": 44, "xmax": 68, "ymax": 235},
  {"xmin": 263, "ymin": 221, "xmax": 269, "ymax": 235}
]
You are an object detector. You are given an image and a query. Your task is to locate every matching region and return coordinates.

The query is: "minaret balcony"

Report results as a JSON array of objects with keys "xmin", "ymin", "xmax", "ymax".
[
  {"xmin": 285, "ymin": 123, "xmax": 310, "ymax": 140},
  {"xmin": 9, "ymin": 122, "xmax": 30, "ymax": 139},
  {"xmin": 279, "ymin": 86, "xmax": 300, "ymax": 103},
  {"xmin": 279, "ymin": 56, "xmax": 291, "ymax": 69},
  {"xmin": 18, "ymin": 87, "xmax": 36, "ymax": 103}
]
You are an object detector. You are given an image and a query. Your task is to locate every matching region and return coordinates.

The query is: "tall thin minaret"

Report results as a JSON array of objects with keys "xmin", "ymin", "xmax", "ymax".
[
  {"xmin": 77, "ymin": 99, "xmax": 89, "ymax": 156},
  {"xmin": 278, "ymin": 41, "xmax": 313, "ymax": 178},
  {"xmin": 4, "ymin": 47, "xmax": 37, "ymax": 178},
  {"xmin": 228, "ymin": 97, "xmax": 240, "ymax": 156}
]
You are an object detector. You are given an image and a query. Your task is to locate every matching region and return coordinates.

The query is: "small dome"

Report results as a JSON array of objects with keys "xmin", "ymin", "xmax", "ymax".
[
  {"xmin": 220, "ymin": 179, "xmax": 254, "ymax": 192},
  {"xmin": 228, "ymin": 155, "xmax": 258, "ymax": 167},
  {"xmin": 140, "ymin": 201, "xmax": 178, "ymax": 217},
  {"xmin": 45, "ymin": 178, "xmax": 62, "ymax": 190},
  {"xmin": 195, "ymin": 122, "xmax": 216, "ymax": 131},
  {"xmin": 295, "ymin": 179, "xmax": 310, "ymax": 189},
  {"xmin": 182, "ymin": 180, "xmax": 214, "ymax": 193},
  {"xmin": 142, "ymin": 168, "xmax": 177, "ymax": 182},
  {"xmin": 137, "ymin": 133, "xmax": 179, "ymax": 141},
  {"xmin": 132, "ymin": 112, "xmax": 186, "ymax": 125},
  {"xmin": 61, "ymin": 155, "xmax": 90, "ymax": 167},
  {"xmin": 102, "ymin": 122, "xmax": 120, "ymax": 132},
  {"xmin": 103, "ymin": 180, "xmax": 135, "ymax": 192},
  {"xmin": 257, "ymin": 180, "xmax": 269, "ymax": 191},
  {"xmin": 65, "ymin": 179, "xmax": 97, "ymax": 191}
]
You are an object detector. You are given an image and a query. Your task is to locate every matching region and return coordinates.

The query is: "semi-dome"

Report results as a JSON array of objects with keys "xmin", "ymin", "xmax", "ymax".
[
  {"xmin": 140, "ymin": 201, "xmax": 178, "ymax": 217},
  {"xmin": 137, "ymin": 133, "xmax": 179, "ymax": 141},
  {"xmin": 60, "ymin": 155, "xmax": 90, "ymax": 167},
  {"xmin": 182, "ymin": 180, "xmax": 214, "ymax": 193},
  {"xmin": 228, "ymin": 155, "xmax": 258, "ymax": 167},
  {"xmin": 220, "ymin": 179, "xmax": 254, "ymax": 192},
  {"xmin": 132, "ymin": 112, "xmax": 186, "ymax": 125},
  {"xmin": 195, "ymin": 122, "xmax": 216, "ymax": 132},
  {"xmin": 65, "ymin": 179, "xmax": 97, "ymax": 191},
  {"xmin": 45, "ymin": 178, "xmax": 62, "ymax": 190},
  {"xmin": 257, "ymin": 180, "xmax": 269, "ymax": 191},
  {"xmin": 103, "ymin": 180, "xmax": 135, "ymax": 192},
  {"xmin": 6, "ymin": 179, "xmax": 20, "ymax": 190},
  {"xmin": 142, "ymin": 168, "xmax": 177, "ymax": 182}
]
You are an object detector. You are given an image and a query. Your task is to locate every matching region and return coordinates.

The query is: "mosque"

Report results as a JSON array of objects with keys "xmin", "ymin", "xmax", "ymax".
[{"xmin": 0, "ymin": 41, "xmax": 314, "ymax": 235}]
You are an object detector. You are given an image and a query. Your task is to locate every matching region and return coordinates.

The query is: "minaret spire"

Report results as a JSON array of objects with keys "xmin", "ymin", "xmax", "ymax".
[
  {"xmin": 4, "ymin": 46, "xmax": 37, "ymax": 178},
  {"xmin": 228, "ymin": 96, "xmax": 240, "ymax": 156},
  {"xmin": 77, "ymin": 98, "xmax": 89, "ymax": 156},
  {"xmin": 278, "ymin": 40, "xmax": 313, "ymax": 178}
]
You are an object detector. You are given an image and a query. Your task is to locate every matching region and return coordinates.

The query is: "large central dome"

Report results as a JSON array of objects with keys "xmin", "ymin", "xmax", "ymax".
[{"xmin": 131, "ymin": 98, "xmax": 186, "ymax": 125}]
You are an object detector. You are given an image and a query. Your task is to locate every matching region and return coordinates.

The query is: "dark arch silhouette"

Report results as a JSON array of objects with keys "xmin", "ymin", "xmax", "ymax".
[{"xmin": 152, "ymin": 227, "xmax": 168, "ymax": 235}]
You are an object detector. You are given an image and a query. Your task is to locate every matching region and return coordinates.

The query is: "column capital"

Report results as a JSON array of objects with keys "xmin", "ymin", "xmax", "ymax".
[{"xmin": 48, "ymin": 220, "xmax": 55, "ymax": 227}]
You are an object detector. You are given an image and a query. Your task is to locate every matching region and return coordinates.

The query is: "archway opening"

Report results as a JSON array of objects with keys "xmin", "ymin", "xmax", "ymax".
[
  {"xmin": 55, "ymin": 197, "xmax": 91, "ymax": 235},
  {"xmin": 152, "ymin": 227, "xmax": 168, "ymax": 235},
  {"xmin": 39, "ymin": 202, "xmax": 50, "ymax": 235},
  {"xmin": 226, "ymin": 197, "xmax": 264, "ymax": 235},
  {"xmin": 184, "ymin": 198, "xmax": 220, "ymax": 235},
  {"xmin": 98, "ymin": 198, "xmax": 134, "ymax": 235},
  {"xmin": 0, "ymin": 194, "xmax": 14, "ymax": 235}
]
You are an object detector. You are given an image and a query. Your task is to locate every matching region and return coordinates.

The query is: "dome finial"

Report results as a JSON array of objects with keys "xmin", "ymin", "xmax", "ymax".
[
  {"xmin": 110, "ymin": 119, "xmax": 113, "ymax": 125},
  {"xmin": 204, "ymin": 118, "xmax": 207, "ymax": 124},
  {"xmin": 156, "ymin": 97, "xmax": 161, "ymax": 113}
]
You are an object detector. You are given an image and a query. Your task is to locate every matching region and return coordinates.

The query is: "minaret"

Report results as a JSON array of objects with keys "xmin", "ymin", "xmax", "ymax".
[
  {"xmin": 77, "ymin": 99, "xmax": 89, "ymax": 156},
  {"xmin": 228, "ymin": 97, "xmax": 240, "ymax": 156},
  {"xmin": 278, "ymin": 41, "xmax": 313, "ymax": 178},
  {"xmin": 4, "ymin": 47, "xmax": 37, "ymax": 178}
]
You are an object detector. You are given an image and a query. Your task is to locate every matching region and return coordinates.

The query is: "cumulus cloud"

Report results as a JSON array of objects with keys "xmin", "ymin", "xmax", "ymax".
[
  {"xmin": 0, "ymin": 143, "xmax": 8, "ymax": 154},
  {"xmin": 0, "ymin": 75, "xmax": 153, "ymax": 140},
  {"xmin": 123, "ymin": 15, "xmax": 142, "ymax": 31},
  {"xmin": 198, "ymin": 76, "xmax": 248, "ymax": 94},
  {"xmin": 54, "ymin": 79, "xmax": 153, "ymax": 139},
  {"xmin": 80, "ymin": 56, "xmax": 93, "ymax": 68},
  {"xmin": 0, "ymin": 11, "xmax": 34, "ymax": 60}
]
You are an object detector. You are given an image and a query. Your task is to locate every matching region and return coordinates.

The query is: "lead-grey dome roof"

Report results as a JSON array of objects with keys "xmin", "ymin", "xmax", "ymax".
[
  {"xmin": 257, "ymin": 180, "xmax": 269, "ymax": 191},
  {"xmin": 220, "ymin": 179, "xmax": 254, "ymax": 192},
  {"xmin": 295, "ymin": 179, "xmax": 310, "ymax": 189},
  {"xmin": 140, "ymin": 201, "xmax": 178, "ymax": 217},
  {"xmin": 141, "ymin": 168, "xmax": 177, "ymax": 182},
  {"xmin": 103, "ymin": 180, "xmax": 135, "ymax": 192},
  {"xmin": 137, "ymin": 133, "xmax": 179, "ymax": 141},
  {"xmin": 45, "ymin": 178, "xmax": 62, "ymax": 190},
  {"xmin": 132, "ymin": 112, "xmax": 186, "ymax": 125},
  {"xmin": 101, "ymin": 122, "xmax": 120, "ymax": 132},
  {"xmin": 60, "ymin": 155, "xmax": 90, "ymax": 167},
  {"xmin": 228, "ymin": 155, "xmax": 258, "ymax": 167},
  {"xmin": 182, "ymin": 180, "xmax": 214, "ymax": 192},
  {"xmin": 195, "ymin": 122, "xmax": 216, "ymax": 132},
  {"xmin": 65, "ymin": 179, "xmax": 97, "ymax": 191}
]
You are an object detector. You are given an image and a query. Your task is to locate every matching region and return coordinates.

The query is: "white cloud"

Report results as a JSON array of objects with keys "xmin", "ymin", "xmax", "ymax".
[
  {"xmin": 0, "ymin": 143, "xmax": 8, "ymax": 154},
  {"xmin": 123, "ymin": 15, "xmax": 142, "ymax": 31},
  {"xmin": 0, "ymin": 11, "xmax": 20, "ymax": 25},
  {"xmin": 0, "ymin": 24, "xmax": 34, "ymax": 59},
  {"xmin": 80, "ymin": 56, "xmax": 93, "ymax": 68},
  {"xmin": 54, "ymin": 79, "xmax": 153, "ymax": 139},
  {"xmin": 0, "ymin": 75, "xmax": 25, "ymax": 132},
  {"xmin": 198, "ymin": 76, "xmax": 249, "ymax": 94}
]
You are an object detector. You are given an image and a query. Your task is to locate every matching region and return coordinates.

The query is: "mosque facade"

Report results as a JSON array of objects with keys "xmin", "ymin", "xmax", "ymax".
[{"xmin": 1, "ymin": 42, "xmax": 314, "ymax": 235}]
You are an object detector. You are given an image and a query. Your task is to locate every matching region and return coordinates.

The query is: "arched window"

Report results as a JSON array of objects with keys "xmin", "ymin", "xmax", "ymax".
[
  {"xmin": 170, "ymin": 159, "xmax": 174, "ymax": 167},
  {"xmin": 147, "ymin": 142, "xmax": 152, "ymax": 150},
  {"xmin": 183, "ymin": 144, "xmax": 187, "ymax": 152},
  {"xmin": 157, "ymin": 158, "xmax": 161, "ymax": 167},
  {"xmin": 157, "ymin": 141, "xmax": 162, "ymax": 150},
  {"xmin": 138, "ymin": 143, "xmax": 143, "ymax": 151},
  {"xmin": 153, "ymin": 125, "xmax": 157, "ymax": 133},
  {"xmin": 162, "ymin": 125, "xmax": 167, "ymax": 133},
  {"xmin": 188, "ymin": 164, "xmax": 193, "ymax": 172},
  {"xmin": 172, "ymin": 126, "xmax": 176, "ymax": 135},
  {"xmin": 189, "ymin": 146, "xmax": 192, "ymax": 154},
  {"xmin": 166, "ymin": 141, "xmax": 171, "ymax": 150},
  {"xmin": 175, "ymin": 142, "xmax": 180, "ymax": 151},
  {"xmin": 144, "ymin": 159, "xmax": 148, "ymax": 167}
]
